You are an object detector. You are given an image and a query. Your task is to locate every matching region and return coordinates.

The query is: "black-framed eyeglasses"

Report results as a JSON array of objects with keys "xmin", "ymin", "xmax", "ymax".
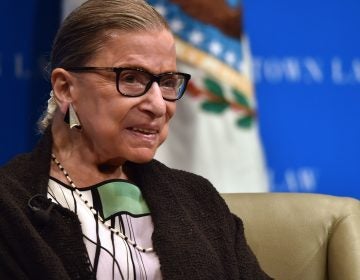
[{"xmin": 65, "ymin": 67, "xmax": 191, "ymax": 101}]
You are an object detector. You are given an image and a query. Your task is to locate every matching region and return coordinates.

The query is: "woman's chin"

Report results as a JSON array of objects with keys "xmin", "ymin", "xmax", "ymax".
[{"xmin": 127, "ymin": 149, "xmax": 157, "ymax": 164}]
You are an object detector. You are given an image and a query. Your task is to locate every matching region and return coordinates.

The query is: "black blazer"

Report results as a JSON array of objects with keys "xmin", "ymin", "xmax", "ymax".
[{"xmin": 0, "ymin": 127, "xmax": 271, "ymax": 279}]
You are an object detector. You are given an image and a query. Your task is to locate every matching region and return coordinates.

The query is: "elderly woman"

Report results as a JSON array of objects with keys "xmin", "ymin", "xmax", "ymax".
[{"xmin": 0, "ymin": 0, "xmax": 272, "ymax": 279}]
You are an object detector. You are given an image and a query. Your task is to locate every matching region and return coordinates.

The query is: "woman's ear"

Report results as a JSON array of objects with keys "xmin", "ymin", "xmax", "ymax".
[{"xmin": 51, "ymin": 68, "xmax": 74, "ymax": 113}]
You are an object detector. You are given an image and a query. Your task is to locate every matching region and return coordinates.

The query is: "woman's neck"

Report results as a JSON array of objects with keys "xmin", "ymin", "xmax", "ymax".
[{"xmin": 50, "ymin": 115, "xmax": 127, "ymax": 188}]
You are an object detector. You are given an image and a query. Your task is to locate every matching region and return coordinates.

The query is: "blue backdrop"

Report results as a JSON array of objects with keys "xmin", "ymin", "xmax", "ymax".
[
  {"xmin": 0, "ymin": 0, "xmax": 60, "ymax": 160},
  {"xmin": 1, "ymin": 0, "xmax": 359, "ymax": 198},
  {"xmin": 244, "ymin": 0, "xmax": 360, "ymax": 198}
]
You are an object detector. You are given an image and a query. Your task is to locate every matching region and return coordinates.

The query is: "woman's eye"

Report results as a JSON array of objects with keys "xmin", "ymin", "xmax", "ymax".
[
  {"xmin": 161, "ymin": 78, "xmax": 178, "ymax": 88},
  {"xmin": 121, "ymin": 74, "xmax": 138, "ymax": 83}
]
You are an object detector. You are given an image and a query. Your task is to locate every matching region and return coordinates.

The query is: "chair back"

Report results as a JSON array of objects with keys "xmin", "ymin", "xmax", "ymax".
[{"xmin": 221, "ymin": 193, "xmax": 360, "ymax": 280}]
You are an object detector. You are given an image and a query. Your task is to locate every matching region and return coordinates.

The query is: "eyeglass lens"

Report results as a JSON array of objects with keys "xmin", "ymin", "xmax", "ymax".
[{"xmin": 118, "ymin": 69, "xmax": 187, "ymax": 100}]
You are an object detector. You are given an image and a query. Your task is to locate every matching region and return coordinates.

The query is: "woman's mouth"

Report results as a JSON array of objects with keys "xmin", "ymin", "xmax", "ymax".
[{"xmin": 129, "ymin": 127, "xmax": 158, "ymax": 135}]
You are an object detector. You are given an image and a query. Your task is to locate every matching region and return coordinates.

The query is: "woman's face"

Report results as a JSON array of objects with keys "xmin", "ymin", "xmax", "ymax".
[{"xmin": 69, "ymin": 29, "xmax": 177, "ymax": 165}]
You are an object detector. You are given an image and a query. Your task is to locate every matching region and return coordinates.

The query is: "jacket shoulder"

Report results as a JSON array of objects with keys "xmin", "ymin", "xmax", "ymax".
[
  {"xmin": 150, "ymin": 159, "xmax": 218, "ymax": 191},
  {"xmin": 148, "ymin": 159, "xmax": 229, "ymax": 212},
  {"xmin": 0, "ymin": 153, "xmax": 33, "ymax": 187}
]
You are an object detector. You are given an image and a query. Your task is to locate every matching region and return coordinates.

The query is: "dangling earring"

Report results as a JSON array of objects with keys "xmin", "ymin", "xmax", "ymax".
[{"xmin": 64, "ymin": 104, "xmax": 81, "ymax": 129}]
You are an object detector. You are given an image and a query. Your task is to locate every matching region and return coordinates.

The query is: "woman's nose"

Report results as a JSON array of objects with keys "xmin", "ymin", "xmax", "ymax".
[{"xmin": 139, "ymin": 82, "xmax": 167, "ymax": 117}]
